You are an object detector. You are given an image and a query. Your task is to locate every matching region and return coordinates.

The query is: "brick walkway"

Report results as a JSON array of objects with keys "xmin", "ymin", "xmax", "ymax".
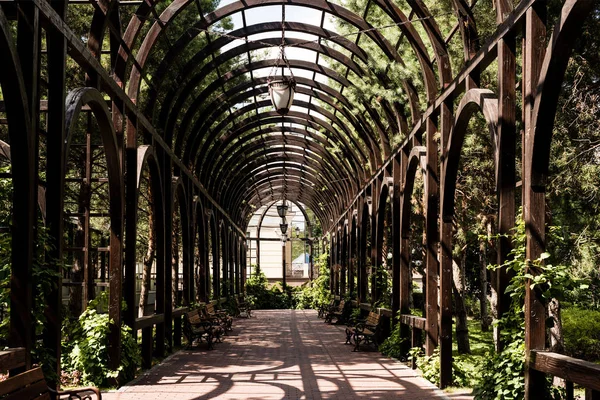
[{"xmin": 103, "ymin": 309, "xmax": 473, "ymax": 399}]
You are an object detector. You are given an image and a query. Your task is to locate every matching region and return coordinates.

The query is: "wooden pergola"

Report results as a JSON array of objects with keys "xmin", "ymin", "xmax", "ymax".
[{"xmin": 0, "ymin": 0, "xmax": 598, "ymax": 397}]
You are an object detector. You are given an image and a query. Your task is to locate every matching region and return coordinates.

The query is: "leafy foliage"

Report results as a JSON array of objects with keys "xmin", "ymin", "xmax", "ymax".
[
  {"xmin": 408, "ymin": 347, "xmax": 474, "ymax": 388},
  {"xmin": 561, "ymin": 307, "xmax": 600, "ymax": 361},
  {"xmin": 245, "ymin": 267, "xmax": 293, "ymax": 309},
  {"xmin": 293, "ymin": 253, "xmax": 331, "ymax": 310},
  {"xmin": 61, "ymin": 292, "xmax": 141, "ymax": 387}
]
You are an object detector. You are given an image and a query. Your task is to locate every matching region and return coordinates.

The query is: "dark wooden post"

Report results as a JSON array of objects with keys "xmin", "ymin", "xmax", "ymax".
[
  {"xmin": 425, "ymin": 116, "xmax": 439, "ymax": 356},
  {"xmin": 359, "ymin": 199, "xmax": 368, "ymax": 303},
  {"xmin": 41, "ymin": 0, "xmax": 64, "ymax": 381},
  {"xmin": 496, "ymin": 0, "xmax": 517, "ymax": 352},
  {"xmin": 439, "ymin": 100, "xmax": 453, "ymax": 388},
  {"xmin": 370, "ymin": 181, "xmax": 380, "ymax": 304},
  {"xmin": 523, "ymin": 2, "xmax": 547, "ymax": 398},
  {"xmin": 392, "ymin": 155, "xmax": 401, "ymax": 326}
]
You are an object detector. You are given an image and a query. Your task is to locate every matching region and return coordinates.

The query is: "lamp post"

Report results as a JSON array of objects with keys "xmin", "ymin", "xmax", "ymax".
[{"xmin": 280, "ymin": 218, "xmax": 288, "ymax": 294}]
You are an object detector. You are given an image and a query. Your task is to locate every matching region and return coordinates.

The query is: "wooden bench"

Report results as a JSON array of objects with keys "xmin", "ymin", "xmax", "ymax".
[
  {"xmin": 235, "ymin": 297, "xmax": 252, "ymax": 318},
  {"xmin": 318, "ymin": 299, "xmax": 335, "ymax": 319},
  {"xmin": 205, "ymin": 303, "xmax": 233, "ymax": 332},
  {"xmin": 346, "ymin": 311, "xmax": 382, "ymax": 351},
  {"xmin": 183, "ymin": 309, "xmax": 218, "ymax": 349},
  {"xmin": 324, "ymin": 300, "xmax": 345, "ymax": 323},
  {"xmin": 0, "ymin": 348, "xmax": 101, "ymax": 399}
]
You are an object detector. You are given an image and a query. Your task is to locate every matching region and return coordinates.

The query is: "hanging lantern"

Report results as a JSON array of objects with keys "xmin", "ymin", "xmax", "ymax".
[
  {"xmin": 280, "ymin": 217, "xmax": 288, "ymax": 235},
  {"xmin": 277, "ymin": 201, "xmax": 289, "ymax": 218},
  {"xmin": 268, "ymin": 76, "xmax": 295, "ymax": 115}
]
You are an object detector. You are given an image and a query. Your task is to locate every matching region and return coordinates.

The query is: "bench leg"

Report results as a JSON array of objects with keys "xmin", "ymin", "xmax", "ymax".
[
  {"xmin": 345, "ymin": 328, "xmax": 353, "ymax": 345},
  {"xmin": 353, "ymin": 334, "xmax": 362, "ymax": 352}
]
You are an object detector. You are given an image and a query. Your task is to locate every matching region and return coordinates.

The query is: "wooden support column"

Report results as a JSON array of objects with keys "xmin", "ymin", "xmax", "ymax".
[
  {"xmin": 11, "ymin": 3, "xmax": 40, "ymax": 369},
  {"xmin": 523, "ymin": 2, "xmax": 547, "ymax": 398},
  {"xmin": 349, "ymin": 218, "xmax": 356, "ymax": 297},
  {"xmin": 370, "ymin": 180, "xmax": 380, "ymax": 304},
  {"xmin": 425, "ymin": 115, "xmax": 439, "ymax": 356},
  {"xmin": 497, "ymin": 22, "xmax": 516, "ymax": 351},
  {"xmin": 391, "ymin": 154, "xmax": 401, "ymax": 326},
  {"xmin": 359, "ymin": 198, "xmax": 368, "ymax": 303},
  {"xmin": 340, "ymin": 226, "xmax": 347, "ymax": 296},
  {"xmin": 439, "ymin": 100, "xmax": 453, "ymax": 388},
  {"xmin": 213, "ymin": 221, "xmax": 220, "ymax": 299},
  {"xmin": 398, "ymin": 149, "xmax": 410, "ymax": 355},
  {"xmin": 123, "ymin": 118, "xmax": 138, "ymax": 332}
]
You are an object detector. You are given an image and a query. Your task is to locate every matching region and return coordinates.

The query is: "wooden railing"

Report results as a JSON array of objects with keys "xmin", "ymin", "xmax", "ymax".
[
  {"xmin": 0, "ymin": 347, "xmax": 25, "ymax": 372},
  {"xmin": 401, "ymin": 314, "xmax": 426, "ymax": 369},
  {"xmin": 530, "ymin": 350, "xmax": 600, "ymax": 399}
]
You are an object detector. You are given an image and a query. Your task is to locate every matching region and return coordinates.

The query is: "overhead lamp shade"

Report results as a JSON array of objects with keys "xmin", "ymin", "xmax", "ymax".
[
  {"xmin": 280, "ymin": 222, "xmax": 288, "ymax": 235},
  {"xmin": 268, "ymin": 78, "xmax": 295, "ymax": 115},
  {"xmin": 277, "ymin": 203, "xmax": 289, "ymax": 218}
]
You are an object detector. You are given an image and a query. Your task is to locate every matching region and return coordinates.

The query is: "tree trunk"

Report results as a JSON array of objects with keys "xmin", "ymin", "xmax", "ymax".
[
  {"xmin": 549, "ymin": 298, "xmax": 565, "ymax": 387},
  {"xmin": 453, "ymin": 257, "xmax": 471, "ymax": 354},
  {"xmin": 548, "ymin": 298, "xmax": 564, "ymax": 353},
  {"xmin": 479, "ymin": 239, "xmax": 490, "ymax": 332},
  {"xmin": 139, "ymin": 184, "xmax": 156, "ymax": 318}
]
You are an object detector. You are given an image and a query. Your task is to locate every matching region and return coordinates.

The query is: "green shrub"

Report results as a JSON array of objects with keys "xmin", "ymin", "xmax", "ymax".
[
  {"xmin": 61, "ymin": 292, "xmax": 141, "ymax": 387},
  {"xmin": 473, "ymin": 335, "xmax": 525, "ymax": 400},
  {"xmin": 562, "ymin": 307, "xmax": 600, "ymax": 361},
  {"xmin": 409, "ymin": 347, "xmax": 473, "ymax": 388},
  {"xmin": 379, "ymin": 314, "xmax": 406, "ymax": 360},
  {"xmin": 245, "ymin": 268, "xmax": 293, "ymax": 309},
  {"xmin": 293, "ymin": 253, "xmax": 331, "ymax": 310}
]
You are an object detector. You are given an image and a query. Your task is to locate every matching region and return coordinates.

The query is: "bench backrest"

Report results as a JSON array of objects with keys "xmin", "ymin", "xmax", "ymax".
[
  {"xmin": 0, "ymin": 366, "xmax": 50, "ymax": 400},
  {"xmin": 366, "ymin": 312, "xmax": 380, "ymax": 327},
  {"xmin": 206, "ymin": 303, "xmax": 215, "ymax": 315},
  {"xmin": 185, "ymin": 309, "xmax": 202, "ymax": 325},
  {"xmin": 337, "ymin": 300, "xmax": 345, "ymax": 311}
]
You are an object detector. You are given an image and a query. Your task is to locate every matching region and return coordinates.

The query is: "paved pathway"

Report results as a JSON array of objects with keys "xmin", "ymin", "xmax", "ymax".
[{"xmin": 103, "ymin": 310, "xmax": 473, "ymax": 399}]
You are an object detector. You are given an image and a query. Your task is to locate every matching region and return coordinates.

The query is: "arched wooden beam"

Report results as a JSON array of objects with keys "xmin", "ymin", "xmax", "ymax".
[
  {"xmin": 64, "ymin": 86, "xmax": 124, "ymax": 370},
  {"xmin": 441, "ymin": 89, "xmax": 498, "ymax": 221},
  {"xmin": 191, "ymin": 84, "xmax": 378, "ymax": 177},
  {"xmin": 222, "ymin": 161, "xmax": 344, "ymax": 214},
  {"xmin": 128, "ymin": 144, "xmax": 165, "ymax": 328},
  {"xmin": 207, "ymin": 128, "xmax": 356, "ymax": 196},
  {"xmin": 206, "ymin": 123, "xmax": 359, "ymax": 194},
  {"xmin": 239, "ymin": 195, "xmax": 330, "ymax": 227},
  {"xmin": 241, "ymin": 184, "xmax": 331, "ymax": 225},
  {"xmin": 207, "ymin": 122, "xmax": 357, "ymax": 194},
  {"xmin": 404, "ymin": 0, "xmax": 453, "ymax": 86},
  {"xmin": 183, "ymin": 59, "xmax": 371, "ymax": 167},
  {"xmin": 154, "ymin": 27, "xmax": 399, "ymax": 152},
  {"xmin": 255, "ymin": 200, "xmax": 312, "ymax": 239},
  {"xmin": 113, "ymin": 0, "xmax": 156, "ymax": 83},
  {"xmin": 212, "ymin": 136, "xmax": 354, "ymax": 198},
  {"xmin": 177, "ymin": 75, "xmax": 377, "ymax": 158},
  {"xmin": 127, "ymin": 0, "xmax": 404, "ymax": 104},
  {"xmin": 197, "ymin": 98, "xmax": 370, "ymax": 184},
  {"xmin": 371, "ymin": 0, "xmax": 438, "ymax": 101},
  {"xmin": 0, "ymin": 8, "xmax": 36, "ymax": 360},
  {"xmin": 173, "ymin": 176, "xmax": 192, "ymax": 305},
  {"xmin": 197, "ymin": 110, "xmax": 366, "ymax": 186},
  {"xmin": 218, "ymin": 151, "xmax": 347, "ymax": 208},
  {"xmin": 179, "ymin": 73, "xmax": 378, "ymax": 175},
  {"xmin": 229, "ymin": 170, "xmax": 338, "ymax": 212},
  {"xmin": 400, "ymin": 146, "xmax": 426, "ymax": 237},
  {"xmin": 529, "ymin": 0, "xmax": 595, "ymax": 188},
  {"xmin": 150, "ymin": 20, "xmax": 369, "ymax": 121}
]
